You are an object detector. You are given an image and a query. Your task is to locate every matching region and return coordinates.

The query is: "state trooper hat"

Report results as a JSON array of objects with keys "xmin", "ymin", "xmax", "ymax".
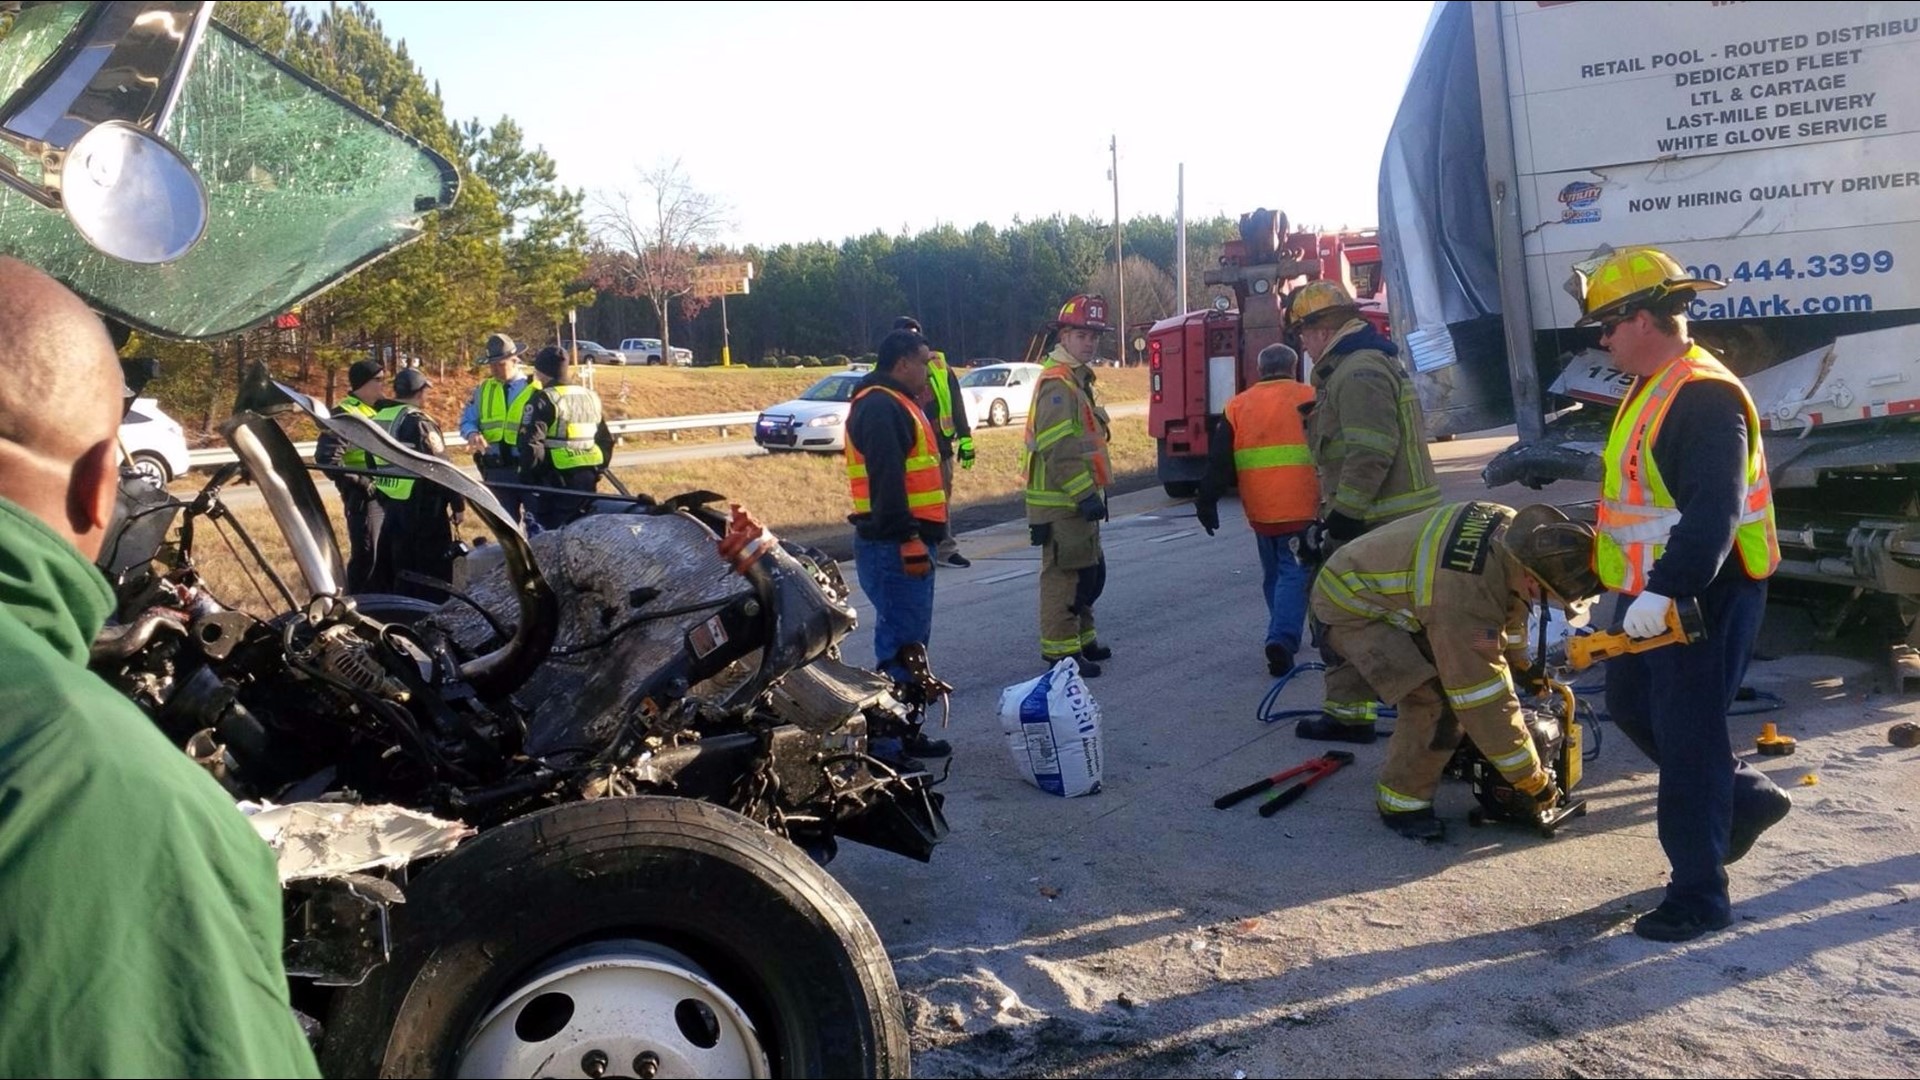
[
  {"xmin": 392, "ymin": 367, "xmax": 431, "ymax": 396},
  {"xmin": 482, "ymin": 332, "xmax": 523, "ymax": 363}
]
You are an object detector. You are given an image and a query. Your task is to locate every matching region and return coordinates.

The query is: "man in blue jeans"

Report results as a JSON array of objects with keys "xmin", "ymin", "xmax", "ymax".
[
  {"xmin": 1196, "ymin": 344, "xmax": 1319, "ymax": 675},
  {"xmin": 847, "ymin": 327, "xmax": 951, "ymax": 757}
]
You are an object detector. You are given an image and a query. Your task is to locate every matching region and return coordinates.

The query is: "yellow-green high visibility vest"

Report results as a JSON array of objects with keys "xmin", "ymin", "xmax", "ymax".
[
  {"xmin": 544, "ymin": 385, "xmax": 606, "ymax": 471},
  {"xmin": 337, "ymin": 394, "xmax": 376, "ymax": 470},
  {"xmin": 479, "ymin": 377, "xmax": 542, "ymax": 448},
  {"xmin": 369, "ymin": 404, "xmax": 419, "ymax": 501},
  {"xmin": 927, "ymin": 352, "xmax": 957, "ymax": 439}
]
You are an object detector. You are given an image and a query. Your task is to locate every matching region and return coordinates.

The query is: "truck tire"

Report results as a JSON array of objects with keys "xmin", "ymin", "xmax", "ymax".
[
  {"xmin": 1163, "ymin": 480, "xmax": 1199, "ymax": 499},
  {"xmin": 319, "ymin": 797, "xmax": 910, "ymax": 1079}
]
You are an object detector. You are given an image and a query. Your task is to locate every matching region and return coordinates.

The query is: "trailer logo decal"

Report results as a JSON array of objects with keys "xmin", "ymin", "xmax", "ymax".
[{"xmin": 1559, "ymin": 181, "xmax": 1603, "ymax": 224}]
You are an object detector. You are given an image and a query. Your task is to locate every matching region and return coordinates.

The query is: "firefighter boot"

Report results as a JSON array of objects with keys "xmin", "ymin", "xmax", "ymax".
[
  {"xmin": 1380, "ymin": 807, "xmax": 1447, "ymax": 842},
  {"xmin": 1044, "ymin": 654, "xmax": 1102, "ymax": 678},
  {"xmin": 1295, "ymin": 714, "xmax": 1378, "ymax": 744},
  {"xmin": 1081, "ymin": 639, "xmax": 1113, "ymax": 662}
]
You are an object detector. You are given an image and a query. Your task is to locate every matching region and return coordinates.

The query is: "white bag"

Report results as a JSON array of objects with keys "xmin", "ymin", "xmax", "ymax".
[{"xmin": 999, "ymin": 657, "xmax": 1104, "ymax": 797}]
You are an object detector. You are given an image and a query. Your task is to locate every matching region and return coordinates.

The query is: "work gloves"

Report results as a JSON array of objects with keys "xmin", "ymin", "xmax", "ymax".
[
  {"xmin": 901, "ymin": 537, "xmax": 933, "ymax": 578},
  {"xmin": 1195, "ymin": 500, "xmax": 1220, "ymax": 536},
  {"xmin": 1623, "ymin": 590, "xmax": 1674, "ymax": 639},
  {"xmin": 1325, "ymin": 510, "xmax": 1364, "ymax": 543},
  {"xmin": 1294, "ymin": 520, "xmax": 1330, "ymax": 563},
  {"xmin": 1512, "ymin": 662, "xmax": 1548, "ymax": 698},
  {"xmin": 1077, "ymin": 494, "xmax": 1107, "ymax": 522},
  {"xmin": 956, "ymin": 437, "xmax": 976, "ymax": 469}
]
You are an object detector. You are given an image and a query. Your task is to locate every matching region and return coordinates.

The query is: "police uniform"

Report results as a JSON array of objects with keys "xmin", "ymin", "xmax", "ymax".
[
  {"xmin": 313, "ymin": 384, "xmax": 380, "ymax": 592},
  {"xmin": 1310, "ymin": 502, "xmax": 1553, "ymax": 827},
  {"xmin": 519, "ymin": 376, "xmax": 613, "ymax": 532},
  {"xmin": 367, "ymin": 385, "xmax": 464, "ymax": 601}
]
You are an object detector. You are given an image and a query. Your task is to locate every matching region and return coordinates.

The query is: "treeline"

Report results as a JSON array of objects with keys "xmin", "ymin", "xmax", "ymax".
[
  {"xmin": 579, "ymin": 215, "xmax": 1244, "ymax": 365},
  {"xmin": 144, "ymin": 3, "xmax": 1253, "ymax": 429}
]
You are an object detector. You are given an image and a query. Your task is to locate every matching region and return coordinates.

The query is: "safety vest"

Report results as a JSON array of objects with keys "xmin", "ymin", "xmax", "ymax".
[
  {"xmin": 1596, "ymin": 344, "xmax": 1780, "ymax": 594},
  {"xmin": 846, "ymin": 385, "xmax": 949, "ymax": 523},
  {"xmin": 542, "ymin": 384, "xmax": 605, "ymax": 471},
  {"xmin": 1224, "ymin": 378, "xmax": 1318, "ymax": 526},
  {"xmin": 1022, "ymin": 361, "xmax": 1112, "ymax": 509},
  {"xmin": 336, "ymin": 394, "xmax": 376, "ymax": 470},
  {"xmin": 926, "ymin": 352, "xmax": 957, "ymax": 439},
  {"xmin": 478, "ymin": 376, "xmax": 542, "ymax": 447},
  {"xmin": 369, "ymin": 404, "xmax": 420, "ymax": 501}
]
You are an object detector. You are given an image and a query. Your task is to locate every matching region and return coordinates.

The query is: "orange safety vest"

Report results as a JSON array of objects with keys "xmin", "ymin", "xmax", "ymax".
[
  {"xmin": 1596, "ymin": 344, "xmax": 1779, "ymax": 594},
  {"xmin": 846, "ymin": 384, "xmax": 949, "ymax": 523},
  {"xmin": 1224, "ymin": 378, "xmax": 1318, "ymax": 526}
]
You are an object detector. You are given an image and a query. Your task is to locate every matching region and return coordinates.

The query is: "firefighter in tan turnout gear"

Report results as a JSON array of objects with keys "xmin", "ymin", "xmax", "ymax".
[
  {"xmin": 1291, "ymin": 280, "xmax": 1443, "ymax": 741},
  {"xmin": 1311, "ymin": 501, "xmax": 1605, "ymax": 841},
  {"xmin": 1025, "ymin": 294, "xmax": 1116, "ymax": 676}
]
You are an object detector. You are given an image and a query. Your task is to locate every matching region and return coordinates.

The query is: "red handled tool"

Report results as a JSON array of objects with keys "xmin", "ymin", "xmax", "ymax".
[{"xmin": 1214, "ymin": 751, "xmax": 1357, "ymax": 814}]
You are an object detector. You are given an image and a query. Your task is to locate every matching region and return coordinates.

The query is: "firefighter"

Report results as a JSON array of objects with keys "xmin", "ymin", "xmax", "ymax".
[
  {"xmin": 1571, "ymin": 245, "xmax": 1789, "ymax": 942},
  {"xmin": 1195, "ymin": 343, "xmax": 1318, "ymax": 676},
  {"xmin": 1025, "ymin": 294, "xmax": 1115, "ymax": 676},
  {"xmin": 846, "ymin": 327, "xmax": 951, "ymax": 758},
  {"xmin": 1311, "ymin": 501, "xmax": 1603, "ymax": 841},
  {"xmin": 895, "ymin": 316, "xmax": 974, "ymax": 568},
  {"xmin": 1291, "ymin": 279, "xmax": 1442, "ymax": 741},
  {"xmin": 518, "ymin": 345, "xmax": 614, "ymax": 532},
  {"xmin": 313, "ymin": 358, "xmax": 385, "ymax": 591},
  {"xmin": 368, "ymin": 367, "xmax": 465, "ymax": 601},
  {"xmin": 459, "ymin": 332, "xmax": 541, "ymax": 526}
]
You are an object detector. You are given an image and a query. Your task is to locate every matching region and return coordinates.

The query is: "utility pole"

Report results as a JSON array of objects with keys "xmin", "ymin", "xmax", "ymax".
[
  {"xmin": 1177, "ymin": 163, "xmax": 1188, "ymax": 314},
  {"xmin": 1109, "ymin": 135, "xmax": 1126, "ymax": 364},
  {"xmin": 720, "ymin": 292, "xmax": 732, "ymax": 367}
]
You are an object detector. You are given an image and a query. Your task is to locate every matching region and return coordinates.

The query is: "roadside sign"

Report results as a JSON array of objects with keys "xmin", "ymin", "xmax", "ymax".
[{"xmin": 689, "ymin": 261, "xmax": 754, "ymax": 297}]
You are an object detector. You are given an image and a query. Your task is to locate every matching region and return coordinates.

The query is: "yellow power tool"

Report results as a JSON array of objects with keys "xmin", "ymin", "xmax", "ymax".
[{"xmin": 1566, "ymin": 597, "xmax": 1705, "ymax": 671}]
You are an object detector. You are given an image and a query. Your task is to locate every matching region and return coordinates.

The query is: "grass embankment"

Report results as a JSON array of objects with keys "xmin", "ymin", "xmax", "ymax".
[{"xmin": 184, "ymin": 365, "xmax": 1153, "ymax": 607}]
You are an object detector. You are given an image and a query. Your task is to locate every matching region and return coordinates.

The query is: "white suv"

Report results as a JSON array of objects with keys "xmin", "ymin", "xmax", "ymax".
[{"xmin": 619, "ymin": 338, "xmax": 693, "ymax": 366}]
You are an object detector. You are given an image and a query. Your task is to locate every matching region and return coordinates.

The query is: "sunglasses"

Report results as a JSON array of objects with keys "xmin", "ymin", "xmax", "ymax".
[{"xmin": 1596, "ymin": 311, "xmax": 1636, "ymax": 336}]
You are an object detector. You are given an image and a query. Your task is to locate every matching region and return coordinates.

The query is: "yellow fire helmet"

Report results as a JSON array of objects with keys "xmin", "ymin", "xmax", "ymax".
[
  {"xmin": 1286, "ymin": 280, "xmax": 1361, "ymax": 329},
  {"xmin": 1566, "ymin": 245, "xmax": 1724, "ymax": 325}
]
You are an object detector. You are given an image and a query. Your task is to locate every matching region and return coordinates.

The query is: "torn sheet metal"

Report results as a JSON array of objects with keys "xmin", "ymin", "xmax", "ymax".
[{"xmin": 245, "ymin": 801, "xmax": 474, "ymax": 883}]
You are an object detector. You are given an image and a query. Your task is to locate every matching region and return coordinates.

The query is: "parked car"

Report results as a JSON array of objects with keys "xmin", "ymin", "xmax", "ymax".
[
  {"xmin": 618, "ymin": 338, "xmax": 695, "ymax": 366},
  {"xmin": 557, "ymin": 340, "xmax": 624, "ymax": 365},
  {"xmin": 754, "ymin": 370, "xmax": 867, "ymax": 452},
  {"xmin": 118, "ymin": 397, "xmax": 191, "ymax": 483},
  {"xmin": 959, "ymin": 361, "xmax": 1044, "ymax": 427}
]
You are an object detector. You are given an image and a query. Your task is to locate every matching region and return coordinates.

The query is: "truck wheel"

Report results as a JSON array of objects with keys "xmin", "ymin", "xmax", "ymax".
[
  {"xmin": 319, "ymin": 797, "xmax": 910, "ymax": 1079},
  {"xmin": 1163, "ymin": 480, "xmax": 1199, "ymax": 498}
]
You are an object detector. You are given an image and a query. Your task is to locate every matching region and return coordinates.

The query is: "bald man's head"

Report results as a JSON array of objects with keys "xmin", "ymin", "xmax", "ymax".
[{"xmin": 0, "ymin": 257, "xmax": 127, "ymax": 558}]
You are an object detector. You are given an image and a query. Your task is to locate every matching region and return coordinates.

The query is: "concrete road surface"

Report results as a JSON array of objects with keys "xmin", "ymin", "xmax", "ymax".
[{"xmin": 825, "ymin": 430, "xmax": 1919, "ymax": 1078}]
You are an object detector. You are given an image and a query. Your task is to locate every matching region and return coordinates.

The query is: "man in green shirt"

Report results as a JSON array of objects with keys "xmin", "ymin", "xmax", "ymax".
[{"xmin": 0, "ymin": 256, "xmax": 319, "ymax": 1078}]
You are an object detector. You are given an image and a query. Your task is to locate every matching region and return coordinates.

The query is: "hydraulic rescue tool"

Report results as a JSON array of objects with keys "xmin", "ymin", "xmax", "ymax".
[
  {"xmin": 1215, "ymin": 751, "xmax": 1356, "ymax": 816},
  {"xmin": 1462, "ymin": 675, "xmax": 1588, "ymax": 838},
  {"xmin": 1565, "ymin": 597, "xmax": 1706, "ymax": 671}
]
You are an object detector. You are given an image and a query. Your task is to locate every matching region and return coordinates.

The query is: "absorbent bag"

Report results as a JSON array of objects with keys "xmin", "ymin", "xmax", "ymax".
[{"xmin": 999, "ymin": 657, "xmax": 1103, "ymax": 797}]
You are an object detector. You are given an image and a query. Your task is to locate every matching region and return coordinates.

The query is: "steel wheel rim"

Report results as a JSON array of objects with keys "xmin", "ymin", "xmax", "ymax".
[{"xmin": 456, "ymin": 939, "xmax": 771, "ymax": 1079}]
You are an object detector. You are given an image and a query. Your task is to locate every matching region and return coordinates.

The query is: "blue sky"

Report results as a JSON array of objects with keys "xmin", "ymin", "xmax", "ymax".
[{"xmin": 355, "ymin": 1, "xmax": 1437, "ymax": 247}]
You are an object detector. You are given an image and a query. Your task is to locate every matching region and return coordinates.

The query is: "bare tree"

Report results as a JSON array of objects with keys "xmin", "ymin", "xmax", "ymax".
[
  {"xmin": 589, "ymin": 160, "xmax": 730, "ymax": 359},
  {"xmin": 1087, "ymin": 255, "xmax": 1178, "ymax": 362}
]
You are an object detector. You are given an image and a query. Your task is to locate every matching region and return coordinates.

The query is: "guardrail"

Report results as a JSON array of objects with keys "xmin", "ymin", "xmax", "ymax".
[{"xmin": 187, "ymin": 410, "xmax": 763, "ymax": 470}]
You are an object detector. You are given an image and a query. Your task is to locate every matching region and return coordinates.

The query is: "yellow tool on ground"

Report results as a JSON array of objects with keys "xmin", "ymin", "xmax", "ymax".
[
  {"xmin": 1756, "ymin": 722, "xmax": 1797, "ymax": 755},
  {"xmin": 1566, "ymin": 597, "xmax": 1706, "ymax": 671}
]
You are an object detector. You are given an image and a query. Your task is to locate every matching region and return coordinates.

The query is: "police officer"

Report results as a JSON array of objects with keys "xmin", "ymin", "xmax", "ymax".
[
  {"xmin": 314, "ymin": 358, "xmax": 384, "ymax": 591},
  {"xmin": 1196, "ymin": 343, "xmax": 1318, "ymax": 676},
  {"xmin": 518, "ymin": 345, "xmax": 613, "ymax": 532},
  {"xmin": 894, "ymin": 316, "xmax": 974, "ymax": 568},
  {"xmin": 368, "ymin": 367, "xmax": 464, "ymax": 601},
  {"xmin": 1311, "ymin": 502, "xmax": 1602, "ymax": 841},
  {"xmin": 1025, "ymin": 294, "xmax": 1115, "ymax": 676},
  {"xmin": 459, "ymin": 332, "xmax": 541, "ymax": 525},
  {"xmin": 1292, "ymin": 280, "xmax": 1441, "ymax": 740},
  {"xmin": 1571, "ymin": 245, "xmax": 1789, "ymax": 942}
]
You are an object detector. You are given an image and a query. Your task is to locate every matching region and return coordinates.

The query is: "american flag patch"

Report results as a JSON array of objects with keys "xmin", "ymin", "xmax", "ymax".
[{"xmin": 1469, "ymin": 627, "xmax": 1502, "ymax": 654}]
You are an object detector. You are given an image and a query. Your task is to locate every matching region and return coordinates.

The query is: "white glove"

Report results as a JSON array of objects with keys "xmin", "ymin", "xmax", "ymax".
[{"xmin": 1622, "ymin": 591, "xmax": 1674, "ymax": 639}]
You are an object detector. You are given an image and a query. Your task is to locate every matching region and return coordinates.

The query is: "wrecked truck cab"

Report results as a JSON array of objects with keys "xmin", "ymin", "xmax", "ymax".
[{"xmin": 7, "ymin": 4, "xmax": 938, "ymax": 1076}]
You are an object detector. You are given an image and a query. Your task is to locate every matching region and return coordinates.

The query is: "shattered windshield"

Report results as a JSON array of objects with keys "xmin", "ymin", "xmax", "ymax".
[{"xmin": 0, "ymin": 3, "xmax": 456, "ymax": 339}]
